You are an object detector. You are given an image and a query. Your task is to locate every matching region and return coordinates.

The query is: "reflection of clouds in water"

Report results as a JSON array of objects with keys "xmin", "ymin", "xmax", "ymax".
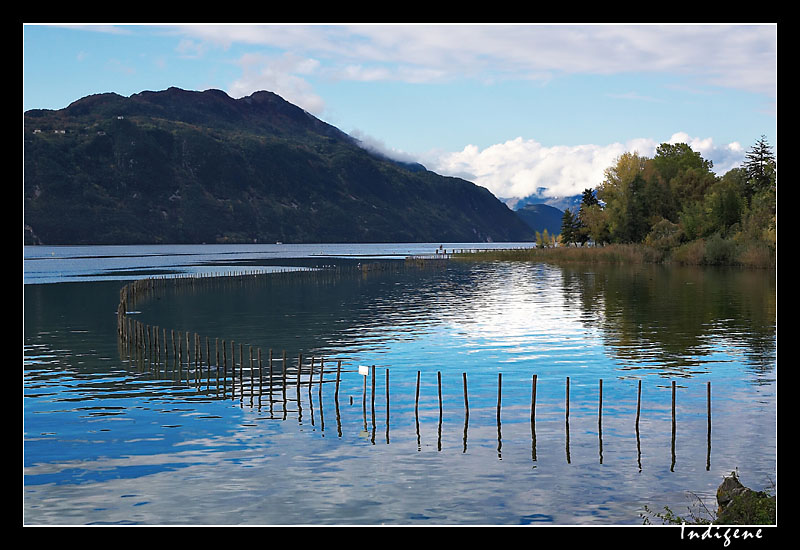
[{"xmin": 444, "ymin": 264, "xmax": 591, "ymax": 354}]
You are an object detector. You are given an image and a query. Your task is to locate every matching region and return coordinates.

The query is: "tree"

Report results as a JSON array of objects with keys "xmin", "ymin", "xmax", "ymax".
[
  {"xmin": 743, "ymin": 135, "xmax": 776, "ymax": 199},
  {"xmin": 704, "ymin": 179, "xmax": 743, "ymax": 237},
  {"xmin": 581, "ymin": 188, "xmax": 598, "ymax": 208},
  {"xmin": 580, "ymin": 203, "xmax": 610, "ymax": 245},
  {"xmin": 561, "ymin": 209, "xmax": 576, "ymax": 245},
  {"xmin": 650, "ymin": 142, "xmax": 713, "ymax": 185},
  {"xmin": 597, "ymin": 152, "xmax": 648, "ymax": 243},
  {"xmin": 618, "ymin": 173, "xmax": 650, "ymax": 243},
  {"xmin": 575, "ymin": 188, "xmax": 597, "ymax": 245}
]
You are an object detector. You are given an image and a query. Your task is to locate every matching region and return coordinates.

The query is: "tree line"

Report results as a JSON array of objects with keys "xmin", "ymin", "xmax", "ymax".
[{"xmin": 558, "ymin": 135, "xmax": 776, "ymax": 266}]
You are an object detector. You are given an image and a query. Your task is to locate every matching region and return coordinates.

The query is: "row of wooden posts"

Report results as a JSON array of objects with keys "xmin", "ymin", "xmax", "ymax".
[
  {"xmin": 118, "ymin": 318, "xmax": 711, "ymax": 468},
  {"xmin": 117, "ymin": 273, "xmax": 712, "ymax": 467}
]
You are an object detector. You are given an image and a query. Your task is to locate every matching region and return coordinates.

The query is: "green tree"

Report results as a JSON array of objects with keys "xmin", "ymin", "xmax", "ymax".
[
  {"xmin": 743, "ymin": 135, "xmax": 776, "ymax": 200},
  {"xmin": 597, "ymin": 151, "xmax": 648, "ymax": 243},
  {"xmin": 580, "ymin": 203, "xmax": 610, "ymax": 245},
  {"xmin": 651, "ymin": 142, "xmax": 713, "ymax": 181},
  {"xmin": 650, "ymin": 143, "xmax": 716, "ymax": 219},
  {"xmin": 581, "ymin": 188, "xmax": 598, "ymax": 208},
  {"xmin": 542, "ymin": 228, "xmax": 551, "ymax": 248},
  {"xmin": 618, "ymin": 173, "xmax": 650, "ymax": 243},
  {"xmin": 561, "ymin": 208, "xmax": 576, "ymax": 245},
  {"xmin": 704, "ymin": 178, "xmax": 743, "ymax": 237}
]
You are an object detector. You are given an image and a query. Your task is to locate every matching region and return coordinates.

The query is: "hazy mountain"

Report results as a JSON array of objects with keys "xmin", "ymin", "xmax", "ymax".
[
  {"xmin": 514, "ymin": 203, "xmax": 565, "ymax": 235},
  {"xmin": 24, "ymin": 87, "xmax": 533, "ymax": 245}
]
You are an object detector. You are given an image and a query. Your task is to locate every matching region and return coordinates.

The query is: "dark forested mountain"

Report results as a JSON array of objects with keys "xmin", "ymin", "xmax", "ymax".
[
  {"xmin": 24, "ymin": 87, "xmax": 533, "ymax": 245},
  {"xmin": 514, "ymin": 203, "xmax": 564, "ymax": 235}
]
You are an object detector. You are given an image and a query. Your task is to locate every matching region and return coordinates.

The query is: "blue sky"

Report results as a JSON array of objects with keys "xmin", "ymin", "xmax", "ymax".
[{"xmin": 22, "ymin": 23, "xmax": 777, "ymax": 203}]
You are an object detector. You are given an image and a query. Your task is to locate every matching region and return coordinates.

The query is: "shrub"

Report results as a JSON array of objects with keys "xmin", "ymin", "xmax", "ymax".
[
  {"xmin": 645, "ymin": 218, "xmax": 682, "ymax": 251},
  {"xmin": 704, "ymin": 233, "xmax": 739, "ymax": 265},
  {"xmin": 671, "ymin": 239, "xmax": 707, "ymax": 265}
]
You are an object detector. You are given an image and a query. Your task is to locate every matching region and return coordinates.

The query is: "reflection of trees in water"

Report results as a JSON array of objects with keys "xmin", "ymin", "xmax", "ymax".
[
  {"xmin": 561, "ymin": 264, "xmax": 776, "ymax": 380},
  {"xmin": 135, "ymin": 259, "xmax": 775, "ymax": 383}
]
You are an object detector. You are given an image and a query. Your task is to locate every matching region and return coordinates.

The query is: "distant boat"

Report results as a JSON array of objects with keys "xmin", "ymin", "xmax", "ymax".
[{"xmin": 276, "ymin": 241, "xmax": 283, "ymax": 245}]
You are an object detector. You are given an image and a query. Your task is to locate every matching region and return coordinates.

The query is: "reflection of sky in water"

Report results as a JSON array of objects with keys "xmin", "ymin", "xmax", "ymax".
[{"xmin": 23, "ymin": 245, "xmax": 776, "ymax": 525}]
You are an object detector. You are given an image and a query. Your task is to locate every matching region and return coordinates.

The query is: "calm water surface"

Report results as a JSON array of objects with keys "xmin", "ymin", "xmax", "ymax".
[{"xmin": 23, "ymin": 244, "xmax": 777, "ymax": 525}]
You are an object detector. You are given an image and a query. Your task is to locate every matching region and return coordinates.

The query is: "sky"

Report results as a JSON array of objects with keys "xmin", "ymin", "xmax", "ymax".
[{"xmin": 22, "ymin": 23, "xmax": 778, "ymax": 204}]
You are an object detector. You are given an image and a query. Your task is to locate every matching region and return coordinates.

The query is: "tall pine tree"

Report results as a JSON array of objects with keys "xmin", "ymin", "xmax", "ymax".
[
  {"xmin": 744, "ymin": 135, "xmax": 776, "ymax": 199},
  {"xmin": 561, "ymin": 209, "xmax": 576, "ymax": 245}
]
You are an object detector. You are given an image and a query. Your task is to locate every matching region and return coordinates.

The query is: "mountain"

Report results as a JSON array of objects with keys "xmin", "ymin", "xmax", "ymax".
[
  {"xmin": 23, "ymin": 87, "xmax": 533, "ymax": 245},
  {"xmin": 514, "ymin": 203, "xmax": 564, "ymax": 236},
  {"xmin": 504, "ymin": 192, "xmax": 582, "ymax": 213}
]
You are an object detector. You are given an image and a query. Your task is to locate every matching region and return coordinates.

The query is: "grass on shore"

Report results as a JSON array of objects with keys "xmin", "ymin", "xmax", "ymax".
[{"xmin": 453, "ymin": 239, "xmax": 775, "ymax": 269}]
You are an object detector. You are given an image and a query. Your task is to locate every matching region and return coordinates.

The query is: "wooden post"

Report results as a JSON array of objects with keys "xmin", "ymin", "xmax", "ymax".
[
  {"xmin": 371, "ymin": 365, "xmax": 376, "ymax": 433},
  {"xmin": 438, "ymin": 371, "xmax": 443, "ymax": 419},
  {"xmin": 565, "ymin": 376, "xmax": 571, "ymax": 464},
  {"xmin": 707, "ymin": 381, "xmax": 712, "ymax": 471},
  {"xmin": 462, "ymin": 372, "xmax": 469, "ymax": 419},
  {"xmin": 319, "ymin": 358, "xmax": 324, "ymax": 401},
  {"xmin": 282, "ymin": 350, "xmax": 287, "ymax": 408},
  {"xmin": 296, "ymin": 353, "xmax": 303, "ymax": 401},
  {"xmin": 222, "ymin": 340, "xmax": 227, "ymax": 396},
  {"xmin": 636, "ymin": 379, "xmax": 642, "ymax": 430},
  {"xmin": 496, "ymin": 372, "xmax": 503, "ymax": 423},
  {"xmin": 531, "ymin": 373, "xmax": 537, "ymax": 462},
  {"xmin": 308, "ymin": 357, "xmax": 315, "ymax": 398},
  {"xmin": 239, "ymin": 343, "xmax": 244, "ymax": 400},
  {"xmin": 598, "ymin": 379, "xmax": 604, "ymax": 464},
  {"xmin": 598, "ymin": 379, "xmax": 603, "ymax": 428},
  {"xmin": 671, "ymin": 380, "xmax": 676, "ymax": 472},
  {"xmin": 206, "ymin": 337, "xmax": 210, "ymax": 390},
  {"xmin": 258, "ymin": 348, "xmax": 263, "ymax": 401},
  {"xmin": 415, "ymin": 371, "xmax": 421, "ymax": 414},
  {"xmin": 249, "ymin": 346, "xmax": 254, "ymax": 404},
  {"xmin": 185, "ymin": 332, "xmax": 190, "ymax": 383},
  {"xmin": 334, "ymin": 360, "xmax": 341, "ymax": 403},
  {"xmin": 269, "ymin": 349, "xmax": 274, "ymax": 412}
]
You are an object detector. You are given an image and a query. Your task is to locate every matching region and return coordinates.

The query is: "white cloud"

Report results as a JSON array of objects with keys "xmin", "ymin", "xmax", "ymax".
[
  {"xmin": 227, "ymin": 52, "xmax": 325, "ymax": 115},
  {"xmin": 171, "ymin": 23, "xmax": 777, "ymax": 97},
  {"xmin": 349, "ymin": 130, "xmax": 421, "ymax": 165},
  {"xmin": 175, "ymin": 39, "xmax": 209, "ymax": 59},
  {"xmin": 665, "ymin": 132, "xmax": 745, "ymax": 174},
  {"xmin": 422, "ymin": 134, "xmax": 746, "ymax": 201}
]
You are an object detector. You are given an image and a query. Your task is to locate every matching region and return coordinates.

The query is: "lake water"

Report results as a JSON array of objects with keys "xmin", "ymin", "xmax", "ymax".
[{"xmin": 23, "ymin": 244, "xmax": 777, "ymax": 526}]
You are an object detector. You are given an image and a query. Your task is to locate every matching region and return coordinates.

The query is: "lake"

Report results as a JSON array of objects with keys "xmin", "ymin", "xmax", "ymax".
[{"xmin": 23, "ymin": 243, "xmax": 777, "ymax": 526}]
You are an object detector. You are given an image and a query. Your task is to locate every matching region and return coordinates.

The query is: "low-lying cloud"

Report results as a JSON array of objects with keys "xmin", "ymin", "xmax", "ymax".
[{"xmin": 416, "ymin": 132, "xmax": 746, "ymax": 202}]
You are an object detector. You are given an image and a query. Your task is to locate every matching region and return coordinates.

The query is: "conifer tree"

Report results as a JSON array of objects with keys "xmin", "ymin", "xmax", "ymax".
[
  {"xmin": 561, "ymin": 209, "xmax": 576, "ymax": 245},
  {"xmin": 744, "ymin": 135, "xmax": 776, "ymax": 198}
]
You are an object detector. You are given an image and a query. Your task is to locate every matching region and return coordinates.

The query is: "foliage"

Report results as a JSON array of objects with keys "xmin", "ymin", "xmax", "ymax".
[
  {"xmin": 744, "ymin": 135, "xmax": 776, "ymax": 201},
  {"xmin": 583, "ymin": 136, "xmax": 775, "ymax": 267},
  {"xmin": 560, "ymin": 208, "xmax": 577, "ymax": 245},
  {"xmin": 641, "ymin": 471, "xmax": 776, "ymax": 526}
]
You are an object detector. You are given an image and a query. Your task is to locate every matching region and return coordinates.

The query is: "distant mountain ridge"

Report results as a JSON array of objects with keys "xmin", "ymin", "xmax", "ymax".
[
  {"xmin": 24, "ymin": 87, "xmax": 533, "ymax": 245},
  {"xmin": 513, "ymin": 203, "xmax": 564, "ymax": 236}
]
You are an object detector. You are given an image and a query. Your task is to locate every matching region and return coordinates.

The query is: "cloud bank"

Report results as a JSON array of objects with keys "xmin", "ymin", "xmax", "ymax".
[
  {"xmin": 166, "ymin": 24, "xmax": 765, "ymax": 201},
  {"xmin": 173, "ymin": 23, "xmax": 777, "ymax": 101},
  {"xmin": 417, "ymin": 132, "xmax": 746, "ymax": 202}
]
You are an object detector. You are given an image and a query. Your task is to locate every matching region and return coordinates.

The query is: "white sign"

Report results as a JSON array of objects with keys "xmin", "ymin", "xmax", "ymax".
[{"xmin": 358, "ymin": 365, "xmax": 369, "ymax": 376}]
